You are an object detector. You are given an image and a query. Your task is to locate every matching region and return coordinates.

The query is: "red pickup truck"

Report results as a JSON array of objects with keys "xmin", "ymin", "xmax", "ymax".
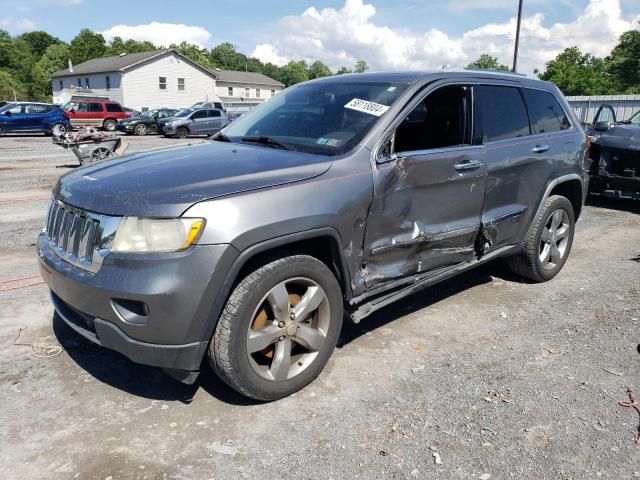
[{"xmin": 63, "ymin": 100, "xmax": 130, "ymax": 131}]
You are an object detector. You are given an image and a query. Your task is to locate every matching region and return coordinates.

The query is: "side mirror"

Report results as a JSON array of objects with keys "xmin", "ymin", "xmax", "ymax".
[
  {"xmin": 3, "ymin": 111, "xmax": 11, "ymax": 116},
  {"xmin": 594, "ymin": 121, "xmax": 611, "ymax": 131}
]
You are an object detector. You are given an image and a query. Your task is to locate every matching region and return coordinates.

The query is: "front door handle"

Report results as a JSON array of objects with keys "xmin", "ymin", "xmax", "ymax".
[
  {"xmin": 453, "ymin": 159, "xmax": 483, "ymax": 171},
  {"xmin": 532, "ymin": 144, "xmax": 550, "ymax": 153}
]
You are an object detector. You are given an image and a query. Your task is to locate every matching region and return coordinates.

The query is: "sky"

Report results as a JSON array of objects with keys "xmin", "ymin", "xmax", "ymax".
[{"xmin": 0, "ymin": 0, "xmax": 638, "ymax": 74}]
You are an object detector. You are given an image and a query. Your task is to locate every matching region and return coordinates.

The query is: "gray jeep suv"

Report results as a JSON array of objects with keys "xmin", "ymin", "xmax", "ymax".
[{"xmin": 38, "ymin": 71, "xmax": 589, "ymax": 401}]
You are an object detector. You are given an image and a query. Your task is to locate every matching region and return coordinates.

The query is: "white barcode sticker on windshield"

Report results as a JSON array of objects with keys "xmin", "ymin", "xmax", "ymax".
[{"xmin": 344, "ymin": 98, "xmax": 389, "ymax": 117}]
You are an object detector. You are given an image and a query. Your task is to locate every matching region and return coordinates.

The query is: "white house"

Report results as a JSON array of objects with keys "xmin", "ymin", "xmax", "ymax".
[
  {"xmin": 214, "ymin": 70, "xmax": 284, "ymax": 112},
  {"xmin": 51, "ymin": 49, "xmax": 283, "ymax": 113}
]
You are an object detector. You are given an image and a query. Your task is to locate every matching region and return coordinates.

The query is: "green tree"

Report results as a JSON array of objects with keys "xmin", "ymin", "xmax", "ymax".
[
  {"xmin": 607, "ymin": 30, "xmax": 640, "ymax": 94},
  {"xmin": 467, "ymin": 53, "xmax": 510, "ymax": 71},
  {"xmin": 210, "ymin": 42, "xmax": 246, "ymax": 70},
  {"xmin": 335, "ymin": 66, "xmax": 352, "ymax": 75},
  {"xmin": 307, "ymin": 60, "xmax": 332, "ymax": 79},
  {"xmin": 0, "ymin": 29, "xmax": 12, "ymax": 68},
  {"xmin": 279, "ymin": 60, "xmax": 309, "ymax": 87},
  {"xmin": 69, "ymin": 28, "xmax": 106, "ymax": 64},
  {"xmin": 0, "ymin": 71, "xmax": 26, "ymax": 101},
  {"xmin": 538, "ymin": 46, "xmax": 615, "ymax": 95},
  {"xmin": 18, "ymin": 31, "xmax": 62, "ymax": 58},
  {"xmin": 354, "ymin": 59, "xmax": 369, "ymax": 73},
  {"xmin": 170, "ymin": 41, "xmax": 212, "ymax": 69},
  {"xmin": 32, "ymin": 43, "xmax": 71, "ymax": 99}
]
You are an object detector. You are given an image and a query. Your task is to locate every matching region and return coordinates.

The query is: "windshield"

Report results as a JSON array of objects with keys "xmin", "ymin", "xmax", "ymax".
[
  {"xmin": 140, "ymin": 110, "xmax": 158, "ymax": 118},
  {"xmin": 175, "ymin": 108, "xmax": 193, "ymax": 118},
  {"xmin": 0, "ymin": 103, "xmax": 14, "ymax": 113},
  {"xmin": 221, "ymin": 80, "xmax": 408, "ymax": 156}
]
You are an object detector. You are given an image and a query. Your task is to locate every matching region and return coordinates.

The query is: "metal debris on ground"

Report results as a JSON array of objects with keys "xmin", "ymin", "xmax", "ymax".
[
  {"xmin": 13, "ymin": 328, "xmax": 62, "ymax": 358},
  {"xmin": 618, "ymin": 388, "xmax": 640, "ymax": 445}
]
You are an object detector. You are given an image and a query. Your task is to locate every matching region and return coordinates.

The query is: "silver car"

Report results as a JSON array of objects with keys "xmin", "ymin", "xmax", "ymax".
[{"xmin": 162, "ymin": 108, "xmax": 229, "ymax": 138}]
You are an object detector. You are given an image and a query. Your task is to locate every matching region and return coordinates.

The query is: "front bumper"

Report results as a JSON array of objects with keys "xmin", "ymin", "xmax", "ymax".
[
  {"xmin": 115, "ymin": 123, "xmax": 135, "ymax": 133},
  {"xmin": 38, "ymin": 232, "xmax": 237, "ymax": 372}
]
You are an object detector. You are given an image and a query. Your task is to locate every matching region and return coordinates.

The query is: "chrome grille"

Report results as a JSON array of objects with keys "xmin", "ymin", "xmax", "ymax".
[{"xmin": 44, "ymin": 200, "xmax": 118, "ymax": 273}]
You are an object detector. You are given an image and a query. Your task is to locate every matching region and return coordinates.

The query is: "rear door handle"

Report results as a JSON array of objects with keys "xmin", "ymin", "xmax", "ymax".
[
  {"xmin": 453, "ymin": 159, "xmax": 483, "ymax": 171},
  {"xmin": 532, "ymin": 144, "xmax": 550, "ymax": 153}
]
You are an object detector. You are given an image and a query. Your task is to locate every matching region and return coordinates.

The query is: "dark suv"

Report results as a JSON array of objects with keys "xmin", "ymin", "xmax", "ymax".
[{"xmin": 38, "ymin": 71, "xmax": 589, "ymax": 401}]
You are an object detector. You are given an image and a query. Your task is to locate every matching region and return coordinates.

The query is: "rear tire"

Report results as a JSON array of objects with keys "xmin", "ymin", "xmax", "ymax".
[
  {"xmin": 0, "ymin": 124, "xmax": 4, "ymax": 136},
  {"xmin": 508, "ymin": 195, "xmax": 575, "ymax": 282},
  {"xmin": 176, "ymin": 127, "xmax": 188, "ymax": 139},
  {"xmin": 103, "ymin": 119, "xmax": 117, "ymax": 131},
  {"xmin": 49, "ymin": 122, "xmax": 67, "ymax": 137},
  {"xmin": 209, "ymin": 254, "xmax": 343, "ymax": 401}
]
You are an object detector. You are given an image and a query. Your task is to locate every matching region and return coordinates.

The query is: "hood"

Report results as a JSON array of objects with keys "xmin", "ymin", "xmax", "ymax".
[
  {"xmin": 54, "ymin": 141, "xmax": 332, "ymax": 217},
  {"xmin": 590, "ymin": 123, "xmax": 640, "ymax": 150}
]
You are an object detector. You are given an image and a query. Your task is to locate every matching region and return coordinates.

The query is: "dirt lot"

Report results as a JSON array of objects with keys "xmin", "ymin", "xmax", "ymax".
[{"xmin": 0, "ymin": 134, "xmax": 639, "ymax": 480}]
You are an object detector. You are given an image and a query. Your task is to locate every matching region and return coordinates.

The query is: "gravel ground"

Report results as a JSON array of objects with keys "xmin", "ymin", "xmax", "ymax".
[{"xmin": 0, "ymin": 135, "xmax": 639, "ymax": 480}]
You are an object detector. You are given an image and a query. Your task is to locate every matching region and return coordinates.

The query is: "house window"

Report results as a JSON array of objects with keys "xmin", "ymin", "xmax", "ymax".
[
  {"xmin": 244, "ymin": 87, "xmax": 250, "ymax": 97},
  {"xmin": 270, "ymin": 89, "xmax": 275, "ymax": 96},
  {"xmin": 228, "ymin": 86, "xmax": 233, "ymax": 96},
  {"xmin": 178, "ymin": 78, "xmax": 185, "ymax": 91},
  {"xmin": 105, "ymin": 75, "xmax": 111, "ymax": 90},
  {"xmin": 77, "ymin": 78, "xmax": 81, "ymax": 87},
  {"xmin": 85, "ymin": 77, "xmax": 90, "ymax": 88},
  {"xmin": 58, "ymin": 80, "xmax": 63, "ymax": 90},
  {"xmin": 256, "ymin": 88, "xmax": 260, "ymax": 98},
  {"xmin": 159, "ymin": 76, "xmax": 167, "ymax": 90}
]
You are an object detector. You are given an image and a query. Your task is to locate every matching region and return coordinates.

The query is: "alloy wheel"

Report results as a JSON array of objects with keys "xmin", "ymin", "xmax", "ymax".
[
  {"xmin": 539, "ymin": 209, "xmax": 570, "ymax": 270},
  {"xmin": 246, "ymin": 277, "xmax": 331, "ymax": 382}
]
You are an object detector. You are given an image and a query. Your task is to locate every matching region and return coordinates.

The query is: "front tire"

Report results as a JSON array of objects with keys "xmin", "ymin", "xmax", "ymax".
[
  {"xmin": 49, "ymin": 122, "xmax": 67, "ymax": 137},
  {"xmin": 209, "ymin": 254, "xmax": 343, "ymax": 401},
  {"xmin": 508, "ymin": 195, "xmax": 575, "ymax": 282},
  {"xmin": 176, "ymin": 127, "xmax": 188, "ymax": 139},
  {"xmin": 134, "ymin": 124, "xmax": 147, "ymax": 136}
]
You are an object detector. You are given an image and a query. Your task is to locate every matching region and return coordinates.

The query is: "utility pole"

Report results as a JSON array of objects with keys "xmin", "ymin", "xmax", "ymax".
[{"xmin": 512, "ymin": 0, "xmax": 524, "ymax": 72}]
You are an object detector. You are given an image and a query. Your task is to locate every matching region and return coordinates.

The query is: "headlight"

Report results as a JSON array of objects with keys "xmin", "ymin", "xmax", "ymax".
[{"xmin": 111, "ymin": 217, "xmax": 205, "ymax": 253}]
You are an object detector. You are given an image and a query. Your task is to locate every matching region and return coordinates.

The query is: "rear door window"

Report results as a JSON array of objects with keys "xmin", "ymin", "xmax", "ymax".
[
  {"xmin": 478, "ymin": 85, "xmax": 530, "ymax": 142},
  {"xmin": 524, "ymin": 89, "xmax": 571, "ymax": 133},
  {"xmin": 210, "ymin": 110, "xmax": 221, "ymax": 118},
  {"xmin": 106, "ymin": 103, "xmax": 123, "ymax": 112}
]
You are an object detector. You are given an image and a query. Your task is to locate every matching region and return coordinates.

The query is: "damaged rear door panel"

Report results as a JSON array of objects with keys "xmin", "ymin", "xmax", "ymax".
[{"xmin": 362, "ymin": 82, "xmax": 486, "ymax": 288}]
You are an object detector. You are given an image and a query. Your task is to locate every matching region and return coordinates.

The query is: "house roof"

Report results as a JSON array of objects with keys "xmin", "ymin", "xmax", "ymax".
[
  {"xmin": 214, "ymin": 70, "xmax": 283, "ymax": 87},
  {"xmin": 51, "ymin": 49, "xmax": 217, "ymax": 79}
]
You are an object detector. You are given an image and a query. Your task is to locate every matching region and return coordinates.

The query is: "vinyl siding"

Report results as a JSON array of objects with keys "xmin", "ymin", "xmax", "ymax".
[
  {"xmin": 122, "ymin": 52, "xmax": 217, "ymax": 110},
  {"xmin": 216, "ymin": 81, "xmax": 281, "ymax": 100},
  {"xmin": 51, "ymin": 73, "xmax": 124, "ymax": 105}
]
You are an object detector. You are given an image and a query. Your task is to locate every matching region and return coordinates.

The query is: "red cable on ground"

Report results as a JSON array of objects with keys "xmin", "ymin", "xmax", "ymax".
[
  {"xmin": 0, "ymin": 281, "xmax": 45, "ymax": 292},
  {"xmin": 0, "ymin": 274, "xmax": 41, "ymax": 284}
]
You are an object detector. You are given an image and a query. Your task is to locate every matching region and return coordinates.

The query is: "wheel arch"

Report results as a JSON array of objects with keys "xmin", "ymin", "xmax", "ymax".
[
  {"xmin": 529, "ymin": 174, "xmax": 584, "ymax": 235},
  {"xmin": 202, "ymin": 228, "xmax": 352, "ymax": 343}
]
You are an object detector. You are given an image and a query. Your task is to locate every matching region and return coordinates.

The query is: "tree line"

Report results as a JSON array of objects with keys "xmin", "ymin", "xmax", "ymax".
[
  {"xmin": 0, "ymin": 28, "xmax": 369, "ymax": 102},
  {"xmin": 0, "ymin": 26, "xmax": 638, "ymax": 102}
]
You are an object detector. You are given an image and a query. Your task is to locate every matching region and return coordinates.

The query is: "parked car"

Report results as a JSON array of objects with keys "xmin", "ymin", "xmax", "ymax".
[
  {"xmin": 38, "ymin": 71, "xmax": 588, "ymax": 401},
  {"xmin": 586, "ymin": 104, "xmax": 640, "ymax": 200},
  {"xmin": 63, "ymin": 99, "xmax": 131, "ymax": 131},
  {"xmin": 0, "ymin": 102, "xmax": 71, "ymax": 136},
  {"xmin": 160, "ymin": 108, "xmax": 229, "ymax": 138},
  {"xmin": 116, "ymin": 108, "xmax": 179, "ymax": 136},
  {"xmin": 191, "ymin": 101, "xmax": 225, "ymax": 111}
]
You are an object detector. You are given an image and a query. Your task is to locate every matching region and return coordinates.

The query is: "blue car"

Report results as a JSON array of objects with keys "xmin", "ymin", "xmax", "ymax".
[{"xmin": 0, "ymin": 102, "xmax": 71, "ymax": 136}]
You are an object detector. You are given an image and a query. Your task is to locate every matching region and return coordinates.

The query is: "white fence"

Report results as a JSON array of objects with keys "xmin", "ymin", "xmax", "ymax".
[{"xmin": 566, "ymin": 95, "xmax": 640, "ymax": 124}]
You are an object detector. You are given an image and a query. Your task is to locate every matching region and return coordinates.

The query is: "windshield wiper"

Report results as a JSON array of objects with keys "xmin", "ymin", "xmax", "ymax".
[
  {"xmin": 211, "ymin": 132, "xmax": 232, "ymax": 142},
  {"xmin": 240, "ymin": 136, "xmax": 293, "ymax": 150}
]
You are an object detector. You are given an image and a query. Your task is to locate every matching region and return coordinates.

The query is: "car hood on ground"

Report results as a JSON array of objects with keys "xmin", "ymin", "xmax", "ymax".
[
  {"xmin": 589, "ymin": 123, "xmax": 640, "ymax": 150},
  {"xmin": 54, "ymin": 141, "xmax": 333, "ymax": 217}
]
